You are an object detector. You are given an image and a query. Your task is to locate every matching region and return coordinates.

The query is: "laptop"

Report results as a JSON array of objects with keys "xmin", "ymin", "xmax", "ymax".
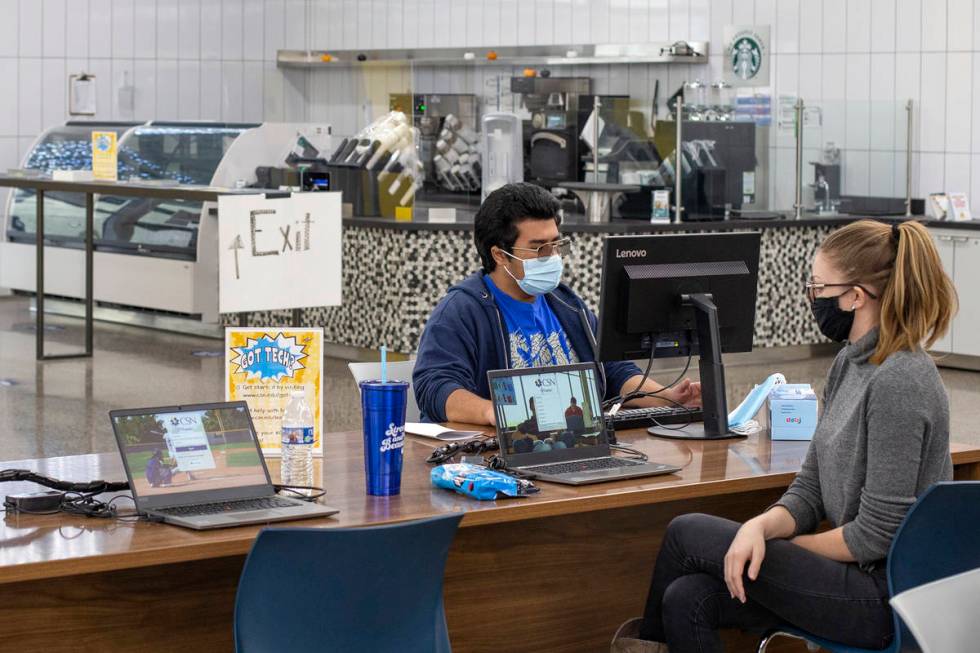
[
  {"xmin": 487, "ymin": 363, "xmax": 681, "ymax": 485},
  {"xmin": 109, "ymin": 401, "xmax": 339, "ymax": 530}
]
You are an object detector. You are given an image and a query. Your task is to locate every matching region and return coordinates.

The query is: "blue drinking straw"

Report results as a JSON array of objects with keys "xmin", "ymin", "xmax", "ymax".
[{"xmin": 380, "ymin": 345, "xmax": 387, "ymax": 383}]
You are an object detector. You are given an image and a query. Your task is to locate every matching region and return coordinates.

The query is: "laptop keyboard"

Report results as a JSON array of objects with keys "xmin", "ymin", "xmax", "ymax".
[
  {"xmin": 155, "ymin": 496, "xmax": 298, "ymax": 517},
  {"xmin": 524, "ymin": 457, "xmax": 643, "ymax": 476}
]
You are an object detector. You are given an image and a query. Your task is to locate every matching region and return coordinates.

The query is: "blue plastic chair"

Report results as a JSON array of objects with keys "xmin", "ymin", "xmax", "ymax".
[
  {"xmin": 758, "ymin": 482, "xmax": 980, "ymax": 652},
  {"xmin": 234, "ymin": 514, "xmax": 463, "ymax": 653}
]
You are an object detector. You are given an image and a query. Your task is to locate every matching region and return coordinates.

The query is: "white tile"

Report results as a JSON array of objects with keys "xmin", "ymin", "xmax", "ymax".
[
  {"xmin": 590, "ymin": 0, "xmax": 610, "ymax": 44},
  {"xmin": 158, "ymin": 59, "xmax": 180, "ymax": 119},
  {"xmin": 918, "ymin": 151, "xmax": 944, "ymax": 195},
  {"xmin": 845, "ymin": 55, "xmax": 871, "ymax": 151},
  {"xmin": 945, "ymin": 53, "xmax": 972, "ymax": 153},
  {"xmin": 920, "ymin": 52, "xmax": 946, "ymax": 151},
  {"xmin": 89, "ymin": 1, "xmax": 111, "ymax": 58},
  {"xmin": 157, "ymin": 0, "xmax": 180, "ymax": 59},
  {"xmin": 0, "ymin": 59, "xmax": 16, "ymax": 136},
  {"xmin": 973, "ymin": 53, "xmax": 980, "ymax": 154},
  {"xmin": 821, "ymin": 54, "xmax": 847, "ymax": 146},
  {"xmin": 731, "ymin": 0, "xmax": 751, "ymax": 24},
  {"xmin": 689, "ymin": 0, "xmax": 708, "ymax": 41},
  {"xmin": 242, "ymin": 61, "xmax": 264, "ymax": 122},
  {"xmin": 355, "ymin": 0, "xmax": 371, "ymax": 48},
  {"xmin": 921, "ymin": 0, "xmax": 946, "ymax": 51},
  {"xmin": 754, "ymin": 0, "xmax": 774, "ymax": 27},
  {"xmin": 41, "ymin": 59, "xmax": 66, "ymax": 131},
  {"xmin": 179, "ymin": 0, "xmax": 202, "ymax": 60},
  {"xmin": 869, "ymin": 53, "xmax": 896, "ymax": 151},
  {"xmin": 134, "ymin": 0, "xmax": 157, "ymax": 58},
  {"xmin": 201, "ymin": 0, "xmax": 222, "ymax": 59},
  {"xmin": 221, "ymin": 61, "xmax": 243, "ymax": 121},
  {"xmin": 262, "ymin": 62, "xmax": 284, "ymax": 121},
  {"xmin": 649, "ymin": 0, "xmax": 668, "ymax": 42},
  {"xmin": 947, "ymin": 0, "xmax": 973, "ymax": 51},
  {"xmin": 17, "ymin": 136, "xmax": 36, "ymax": 163},
  {"xmin": 43, "ymin": 0, "xmax": 67, "ymax": 58},
  {"xmin": 535, "ymin": 0, "xmax": 555, "ymax": 45},
  {"xmin": 176, "ymin": 60, "xmax": 199, "ymax": 119},
  {"xmin": 895, "ymin": 0, "xmax": 921, "ymax": 52},
  {"xmin": 668, "ymin": 0, "xmax": 688, "ymax": 42},
  {"xmin": 799, "ymin": 54, "xmax": 821, "ymax": 103},
  {"xmin": 221, "ymin": 0, "xmax": 244, "ymax": 60},
  {"xmin": 264, "ymin": 0, "xmax": 286, "ymax": 60},
  {"xmin": 282, "ymin": 67, "xmax": 307, "ymax": 122},
  {"xmin": 843, "ymin": 150, "xmax": 870, "ymax": 195},
  {"xmin": 628, "ymin": 0, "xmax": 648, "ymax": 43},
  {"xmin": 971, "ymin": 155, "xmax": 980, "ymax": 208},
  {"xmin": 799, "ymin": 0, "xmax": 822, "ymax": 53},
  {"xmin": 870, "ymin": 0, "xmax": 895, "ymax": 53},
  {"xmin": 822, "ymin": 0, "xmax": 846, "ymax": 53},
  {"xmin": 417, "ymin": 0, "xmax": 435, "ymax": 48},
  {"xmin": 17, "ymin": 58, "xmax": 42, "ymax": 136},
  {"xmin": 200, "ymin": 60, "xmax": 221, "ymax": 119},
  {"xmin": 773, "ymin": 147, "xmax": 797, "ymax": 211},
  {"xmin": 608, "ymin": 0, "xmax": 627, "ymax": 43},
  {"xmin": 243, "ymin": 0, "xmax": 264, "ymax": 59},
  {"xmin": 112, "ymin": 0, "xmax": 135, "ymax": 59},
  {"xmin": 944, "ymin": 153, "xmax": 971, "ymax": 192},
  {"xmin": 517, "ymin": 0, "xmax": 535, "ymax": 45},
  {"xmin": 133, "ymin": 59, "xmax": 156, "ymax": 120},
  {"xmin": 894, "ymin": 52, "xmax": 921, "ymax": 150},
  {"xmin": 869, "ymin": 151, "xmax": 895, "ymax": 196},
  {"xmin": 111, "ymin": 59, "xmax": 136, "ymax": 120},
  {"xmin": 846, "ymin": 0, "xmax": 871, "ymax": 52},
  {"xmin": 0, "ymin": 137, "xmax": 19, "ymax": 169},
  {"xmin": 390, "ymin": 0, "xmax": 408, "ymax": 49},
  {"xmin": 483, "ymin": 0, "xmax": 501, "ymax": 47},
  {"xmin": 709, "ymin": 0, "xmax": 732, "ymax": 47},
  {"xmin": 18, "ymin": 0, "xmax": 42, "ymax": 57},
  {"xmin": 775, "ymin": 0, "xmax": 799, "ymax": 54},
  {"xmin": 0, "ymin": 0, "xmax": 18, "ymax": 57}
]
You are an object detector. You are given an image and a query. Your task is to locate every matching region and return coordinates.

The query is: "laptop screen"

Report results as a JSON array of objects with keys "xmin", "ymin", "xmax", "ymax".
[
  {"xmin": 489, "ymin": 364, "xmax": 607, "ymax": 461},
  {"xmin": 111, "ymin": 403, "xmax": 272, "ymax": 507}
]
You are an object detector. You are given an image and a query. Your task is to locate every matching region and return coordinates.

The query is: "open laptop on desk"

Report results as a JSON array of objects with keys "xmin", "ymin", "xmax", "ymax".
[
  {"xmin": 488, "ymin": 363, "xmax": 680, "ymax": 485},
  {"xmin": 109, "ymin": 401, "xmax": 339, "ymax": 530}
]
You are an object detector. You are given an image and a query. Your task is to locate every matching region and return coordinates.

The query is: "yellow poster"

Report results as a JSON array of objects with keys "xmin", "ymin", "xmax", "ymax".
[
  {"xmin": 225, "ymin": 328, "xmax": 323, "ymax": 457},
  {"xmin": 91, "ymin": 131, "xmax": 117, "ymax": 180}
]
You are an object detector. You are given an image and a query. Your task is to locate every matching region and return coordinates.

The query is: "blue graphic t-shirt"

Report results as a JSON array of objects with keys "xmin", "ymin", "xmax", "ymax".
[{"xmin": 485, "ymin": 276, "xmax": 579, "ymax": 369}]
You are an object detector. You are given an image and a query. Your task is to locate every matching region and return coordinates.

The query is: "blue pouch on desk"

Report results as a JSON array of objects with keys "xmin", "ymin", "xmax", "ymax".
[{"xmin": 430, "ymin": 463, "xmax": 538, "ymax": 500}]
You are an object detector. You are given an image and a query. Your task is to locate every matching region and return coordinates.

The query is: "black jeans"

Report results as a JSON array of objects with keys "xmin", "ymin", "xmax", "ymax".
[{"xmin": 638, "ymin": 513, "xmax": 893, "ymax": 652}]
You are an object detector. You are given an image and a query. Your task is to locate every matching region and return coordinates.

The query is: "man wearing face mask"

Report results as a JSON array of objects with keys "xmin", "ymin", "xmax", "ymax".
[{"xmin": 413, "ymin": 183, "xmax": 701, "ymax": 425}]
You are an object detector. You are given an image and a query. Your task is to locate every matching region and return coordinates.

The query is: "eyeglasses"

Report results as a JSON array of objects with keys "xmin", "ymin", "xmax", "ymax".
[
  {"xmin": 510, "ymin": 237, "xmax": 572, "ymax": 260},
  {"xmin": 804, "ymin": 281, "xmax": 879, "ymax": 303},
  {"xmin": 425, "ymin": 437, "xmax": 500, "ymax": 465}
]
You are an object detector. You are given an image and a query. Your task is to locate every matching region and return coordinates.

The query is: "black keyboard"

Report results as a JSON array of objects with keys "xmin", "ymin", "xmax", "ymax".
[
  {"xmin": 524, "ymin": 457, "xmax": 642, "ymax": 476},
  {"xmin": 156, "ymin": 496, "xmax": 297, "ymax": 517},
  {"xmin": 605, "ymin": 406, "xmax": 702, "ymax": 431}
]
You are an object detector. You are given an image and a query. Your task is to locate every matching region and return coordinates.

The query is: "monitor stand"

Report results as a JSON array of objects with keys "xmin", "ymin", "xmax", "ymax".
[{"xmin": 648, "ymin": 293, "xmax": 745, "ymax": 441}]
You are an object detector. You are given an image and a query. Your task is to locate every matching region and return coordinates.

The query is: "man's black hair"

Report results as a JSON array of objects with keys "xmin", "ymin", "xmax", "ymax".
[
  {"xmin": 474, "ymin": 183, "xmax": 561, "ymax": 273},
  {"xmin": 570, "ymin": 397, "xmax": 577, "ymax": 404}
]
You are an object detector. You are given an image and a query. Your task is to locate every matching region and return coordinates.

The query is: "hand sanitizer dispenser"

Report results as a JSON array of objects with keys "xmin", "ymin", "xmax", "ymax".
[{"xmin": 481, "ymin": 113, "xmax": 523, "ymax": 201}]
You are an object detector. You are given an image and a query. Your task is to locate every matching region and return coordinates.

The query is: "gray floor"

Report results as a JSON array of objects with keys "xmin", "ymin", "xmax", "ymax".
[{"xmin": 0, "ymin": 294, "xmax": 978, "ymax": 462}]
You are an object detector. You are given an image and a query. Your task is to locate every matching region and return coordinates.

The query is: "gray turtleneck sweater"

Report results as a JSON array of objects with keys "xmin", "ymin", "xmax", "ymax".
[{"xmin": 775, "ymin": 329, "xmax": 953, "ymax": 564}]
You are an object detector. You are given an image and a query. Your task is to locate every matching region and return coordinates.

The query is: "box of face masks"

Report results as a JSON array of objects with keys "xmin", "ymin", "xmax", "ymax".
[{"xmin": 769, "ymin": 384, "xmax": 818, "ymax": 440}]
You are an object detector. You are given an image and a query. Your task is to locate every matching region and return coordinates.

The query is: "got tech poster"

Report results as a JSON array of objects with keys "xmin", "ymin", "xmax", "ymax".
[{"xmin": 225, "ymin": 328, "xmax": 323, "ymax": 457}]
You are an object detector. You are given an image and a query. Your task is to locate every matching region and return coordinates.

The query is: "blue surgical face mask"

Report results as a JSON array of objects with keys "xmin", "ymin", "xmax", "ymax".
[{"xmin": 502, "ymin": 252, "xmax": 564, "ymax": 296}]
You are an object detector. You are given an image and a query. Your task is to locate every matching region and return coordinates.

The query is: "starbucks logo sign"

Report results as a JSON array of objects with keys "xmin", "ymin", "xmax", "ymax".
[{"xmin": 724, "ymin": 26, "xmax": 769, "ymax": 86}]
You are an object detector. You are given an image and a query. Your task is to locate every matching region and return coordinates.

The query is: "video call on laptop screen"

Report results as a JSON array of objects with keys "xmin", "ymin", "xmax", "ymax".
[
  {"xmin": 113, "ymin": 406, "xmax": 268, "ymax": 497},
  {"xmin": 492, "ymin": 367, "xmax": 604, "ymax": 455}
]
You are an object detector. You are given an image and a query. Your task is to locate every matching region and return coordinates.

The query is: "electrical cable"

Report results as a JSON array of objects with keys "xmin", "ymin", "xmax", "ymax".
[
  {"xmin": 0, "ymin": 469, "xmax": 129, "ymax": 493},
  {"xmin": 603, "ymin": 349, "xmax": 694, "ymax": 412},
  {"xmin": 609, "ymin": 444, "xmax": 649, "ymax": 462},
  {"xmin": 274, "ymin": 484, "xmax": 327, "ymax": 501}
]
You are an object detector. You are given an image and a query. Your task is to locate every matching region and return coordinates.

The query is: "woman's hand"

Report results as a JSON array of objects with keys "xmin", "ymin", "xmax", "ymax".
[{"xmin": 724, "ymin": 519, "xmax": 767, "ymax": 603}]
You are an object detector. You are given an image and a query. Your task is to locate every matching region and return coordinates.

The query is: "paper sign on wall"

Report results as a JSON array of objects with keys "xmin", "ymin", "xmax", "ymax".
[
  {"xmin": 225, "ymin": 327, "xmax": 323, "ymax": 457},
  {"xmin": 91, "ymin": 131, "xmax": 117, "ymax": 180},
  {"xmin": 724, "ymin": 26, "xmax": 770, "ymax": 87},
  {"xmin": 217, "ymin": 192, "xmax": 342, "ymax": 314}
]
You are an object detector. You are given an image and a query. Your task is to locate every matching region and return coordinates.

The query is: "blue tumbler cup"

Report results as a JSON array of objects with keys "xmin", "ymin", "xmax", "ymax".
[{"xmin": 360, "ymin": 380, "xmax": 408, "ymax": 496}]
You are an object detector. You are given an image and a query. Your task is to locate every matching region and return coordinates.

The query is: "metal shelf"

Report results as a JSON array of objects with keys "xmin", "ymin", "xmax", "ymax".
[{"xmin": 277, "ymin": 42, "xmax": 709, "ymax": 68}]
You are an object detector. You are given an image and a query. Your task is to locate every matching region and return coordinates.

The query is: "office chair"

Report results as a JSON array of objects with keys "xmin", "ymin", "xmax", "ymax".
[
  {"xmin": 890, "ymin": 566, "xmax": 980, "ymax": 653},
  {"xmin": 234, "ymin": 514, "xmax": 463, "ymax": 653},
  {"xmin": 758, "ymin": 481, "xmax": 980, "ymax": 653},
  {"xmin": 348, "ymin": 358, "xmax": 420, "ymax": 422}
]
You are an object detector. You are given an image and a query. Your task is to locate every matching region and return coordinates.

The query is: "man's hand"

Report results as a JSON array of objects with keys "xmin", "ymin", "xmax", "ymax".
[
  {"xmin": 724, "ymin": 519, "xmax": 767, "ymax": 603},
  {"xmin": 483, "ymin": 403, "xmax": 497, "ymax": 426},
  {"xmin": 660, "ymin": 379, "xmax": 701, "ymax": 407}
]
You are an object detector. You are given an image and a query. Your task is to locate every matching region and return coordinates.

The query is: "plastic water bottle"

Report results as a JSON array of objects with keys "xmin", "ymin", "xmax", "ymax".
[{"xmin": 281, "ymin": 390, "xmax": 314, "ymax": 487}]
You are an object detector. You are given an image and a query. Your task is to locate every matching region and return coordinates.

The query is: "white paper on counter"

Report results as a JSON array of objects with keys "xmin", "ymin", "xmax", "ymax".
[{"xmin": 405, "ymin": 423, "xmax": 485, "ymax": 441}]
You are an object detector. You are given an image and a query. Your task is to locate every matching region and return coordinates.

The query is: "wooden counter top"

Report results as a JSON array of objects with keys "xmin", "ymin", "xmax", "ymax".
[{"xmin": 1, "ymin": 428, "xmax": 978, "ymax": 586}]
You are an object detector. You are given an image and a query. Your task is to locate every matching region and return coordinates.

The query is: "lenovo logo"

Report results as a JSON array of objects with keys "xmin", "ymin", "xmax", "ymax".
[{"xmin": 616, "ymin": 249, "xmax": 647, "ymax": 259}]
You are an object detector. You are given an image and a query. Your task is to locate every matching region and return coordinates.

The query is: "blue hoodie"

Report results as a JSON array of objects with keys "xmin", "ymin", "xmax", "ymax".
[{"xmin": 413, "ymin": 272, "xmax": 642, "ymax": 422}]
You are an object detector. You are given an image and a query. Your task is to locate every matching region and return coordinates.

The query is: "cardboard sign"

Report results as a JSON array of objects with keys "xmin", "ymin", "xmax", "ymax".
[
  {"xmin": 91, "ymin": 131, "xmax": 117, "ymax": 180},
  {"xmin": 225, "ymin": 327, "xmax": 324, "ymax": 457},
  {"xmin": 217, "ymin": 193, "xmax": 342, "ymax": 314}
]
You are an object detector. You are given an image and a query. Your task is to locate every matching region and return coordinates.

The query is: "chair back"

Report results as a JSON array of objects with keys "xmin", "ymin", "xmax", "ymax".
[
  {"xmin": 890, "ymin": 567, "xmax": 980, "ymax": 653},
  {"xmin": 234, "ymin": 514, "xmax": 463, "ymax": 653},
  {"xmin": 349, "ymin": 359, "xmax": 420, "ymax": 422},
  {"xmin": 887, "ymin": 481, "xmax": 980, "ymax": 650}
]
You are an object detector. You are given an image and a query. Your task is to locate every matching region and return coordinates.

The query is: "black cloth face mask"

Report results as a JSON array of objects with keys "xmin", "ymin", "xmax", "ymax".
[{"xmin": 811, "ymin": 294, "xmax": 855, "ymax": 342}]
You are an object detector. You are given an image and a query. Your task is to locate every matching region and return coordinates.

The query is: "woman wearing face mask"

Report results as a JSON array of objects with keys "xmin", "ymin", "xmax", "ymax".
[{"xmin": 612, "ymin": 220, "xmax": 957, "ymax": 653}]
